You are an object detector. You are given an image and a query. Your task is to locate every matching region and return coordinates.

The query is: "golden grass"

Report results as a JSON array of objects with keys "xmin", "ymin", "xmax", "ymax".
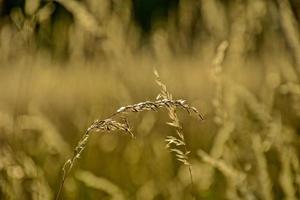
[
  {"xmin": 55, "ymin": 69, "xmax": 203, "ymax": 199},
  {"xmin": 1, "ymin": 0, "xmax": 300, "ymax": 199}
]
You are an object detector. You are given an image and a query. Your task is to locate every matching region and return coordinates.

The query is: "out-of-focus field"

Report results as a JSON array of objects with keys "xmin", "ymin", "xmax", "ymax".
[{"xmin": 0, "ymin": 0, "xmax": 300, "ymax": 199}]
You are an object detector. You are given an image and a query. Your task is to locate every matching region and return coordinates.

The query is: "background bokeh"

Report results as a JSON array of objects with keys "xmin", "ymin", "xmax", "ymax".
[{"xmin": 0, "ymin": 0, "xmax": 300, "ymax": 199}]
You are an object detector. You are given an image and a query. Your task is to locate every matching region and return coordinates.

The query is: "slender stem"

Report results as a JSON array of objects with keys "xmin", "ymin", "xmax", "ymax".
[
  {"xmin": 55, "ymin": 99, "xmax": 202, "ymax": 199},
  {"xmin": 188, "ymin": 165, "xmax": 195, "ymax": 199},
  {"xmin": 183, "ymin": 143, "xmax": 194, "ymax": 199},
  {"xmin": 55, "ymin": 173, "xmax": 66, "ymax": 200},
  {"xmin": 55, "ymin": 130, "xmax": 90, "ymax": 200}
]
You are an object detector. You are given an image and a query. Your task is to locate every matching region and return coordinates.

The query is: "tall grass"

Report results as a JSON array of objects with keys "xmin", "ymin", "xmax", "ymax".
[
  {"xmin": 55, "ymin": 69, "xmax": 203, "ymax": 199},
  {"xmin": 0, "ymin": 0, "xmax": 300, "ymax": 199}
]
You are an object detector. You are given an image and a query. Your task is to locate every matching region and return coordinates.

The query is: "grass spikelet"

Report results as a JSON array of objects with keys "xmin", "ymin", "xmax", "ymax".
[
  {"xmin": 55, "ymin": 76, "xmax": 203, "ymax": 199},
  {"xmin": 56, "ymin": 118, "xmax": 132, "ymax": 200},
  {"xmin": 154, "ymin": 68, "xmax": 203, "ymax": 198}
]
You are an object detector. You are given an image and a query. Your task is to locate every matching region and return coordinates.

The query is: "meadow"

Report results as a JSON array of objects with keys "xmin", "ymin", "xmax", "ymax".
[{"xmin": 0, "ymin": 0, "xmax": 300, "ymax": 199}]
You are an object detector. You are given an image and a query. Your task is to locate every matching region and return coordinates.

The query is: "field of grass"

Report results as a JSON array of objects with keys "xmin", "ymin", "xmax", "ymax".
[{"xmin": 0, "ymin": 0, "xmax": 300, "ymax": 199}]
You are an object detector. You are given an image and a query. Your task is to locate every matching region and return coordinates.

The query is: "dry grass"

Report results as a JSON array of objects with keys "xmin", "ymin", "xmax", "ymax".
[
  {"xmin": 55, "ymin": 70, "xmax": 203, "ymax": 199},
  {"xmin": 1, "ymin": 0, "xmax": 300, "ymax": 199}
]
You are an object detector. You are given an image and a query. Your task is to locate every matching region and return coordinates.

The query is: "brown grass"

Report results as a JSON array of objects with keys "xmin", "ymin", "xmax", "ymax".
[
  {"xmin": 55, "ymin": 70, "xmax": 203, "ymax": 199},
  {"xmin": 1, "ymin": 0, "xmax": 300, "ymax": 199}
]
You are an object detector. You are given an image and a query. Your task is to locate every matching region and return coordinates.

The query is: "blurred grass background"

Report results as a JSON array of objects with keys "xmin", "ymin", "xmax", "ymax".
[{"xmin": 0, "ymin": 0, "xmax": 300, "ymax": 199}]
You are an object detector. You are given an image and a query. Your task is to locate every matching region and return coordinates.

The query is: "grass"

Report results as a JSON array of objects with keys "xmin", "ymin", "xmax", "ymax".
[
  {"xmin": 55, "ymin": 69, "xmax": 203, "ymax": 199},
  {"xmin": 1, "ymin": 0, "xmax": 300, "ymax": 199}
]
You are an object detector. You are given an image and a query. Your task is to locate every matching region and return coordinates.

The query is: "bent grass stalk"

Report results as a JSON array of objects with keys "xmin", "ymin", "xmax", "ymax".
[
  {"xmin": 55, "ymin": 72, "xmax": 203, "ymax": 200},
  {"xmin": 154, "ymin": 69, "xmax": 203, "ymax": 198}
]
